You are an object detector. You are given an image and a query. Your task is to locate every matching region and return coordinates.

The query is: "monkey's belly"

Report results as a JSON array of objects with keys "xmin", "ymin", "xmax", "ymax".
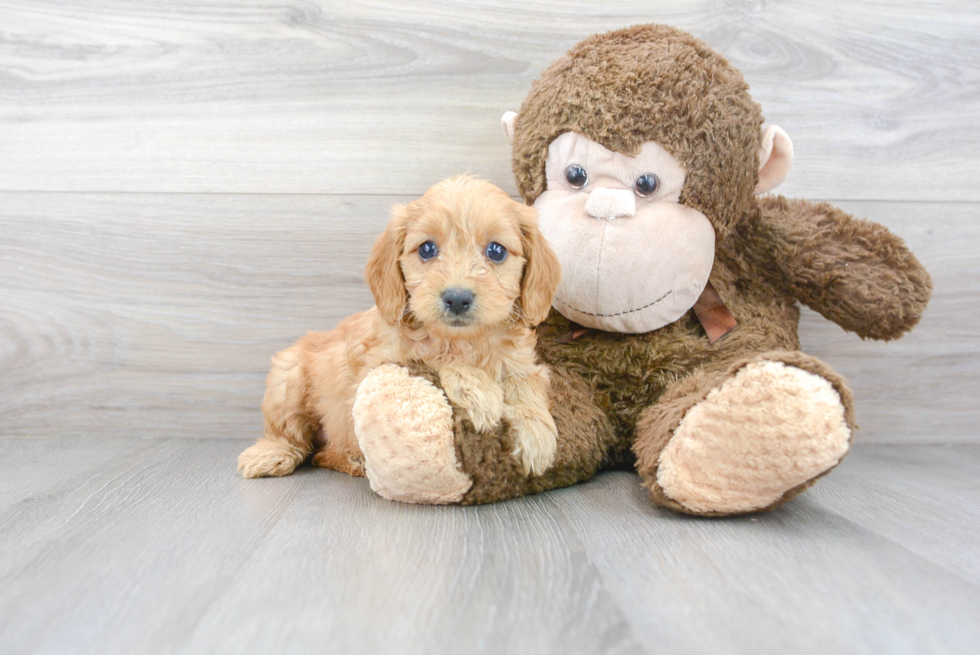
[{"xmin": 536, "ymin": 299, "xmax": 803, "ymax": 441}]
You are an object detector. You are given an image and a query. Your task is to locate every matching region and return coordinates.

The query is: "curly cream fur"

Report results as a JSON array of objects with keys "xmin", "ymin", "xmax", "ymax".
[{"xmin": 238, "ymin": 176, "xmax": 561, "ymax": 479}]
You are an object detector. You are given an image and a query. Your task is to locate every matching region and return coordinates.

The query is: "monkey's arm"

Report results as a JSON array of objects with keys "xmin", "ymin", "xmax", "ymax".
[{"xmin": 747, "ymin": 196, "xmax": 932, "ymax": 340}]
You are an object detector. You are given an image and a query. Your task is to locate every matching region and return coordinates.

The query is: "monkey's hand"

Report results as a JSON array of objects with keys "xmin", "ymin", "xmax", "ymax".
[{"xmin": 750, "ymin": 196, "xmax": 932, "ymax": 340}]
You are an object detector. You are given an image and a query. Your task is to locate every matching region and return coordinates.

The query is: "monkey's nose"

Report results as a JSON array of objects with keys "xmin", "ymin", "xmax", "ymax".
[
  {"xmin": 585, "ymin": 187, "xmax": 636, "ymax": 220},
  {"xmin": 442, "ymin": 288, "xmax": 474, "ymax": 316}
]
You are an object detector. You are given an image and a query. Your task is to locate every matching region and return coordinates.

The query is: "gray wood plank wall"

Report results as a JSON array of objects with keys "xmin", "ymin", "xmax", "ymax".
[{"xmin": 1, "ymin": 0, "xmax": 978, "ymax": 444}]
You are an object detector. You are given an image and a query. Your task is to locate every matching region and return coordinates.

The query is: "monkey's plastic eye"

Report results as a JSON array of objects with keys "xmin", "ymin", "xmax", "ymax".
[
  {"xmin": 634, "ymin": 173, "xmax": 660, "ymax": 197},
  {"xmin": 565, "ymin": 164, "xmax": 588, "ymax": 189},
  {"xmin": 486, "ymin": 242, "xmax": 508, "ymax": 263},
  {"xmin": 418, "ymin": 240, "xmax": 439, "ymax": 261}
]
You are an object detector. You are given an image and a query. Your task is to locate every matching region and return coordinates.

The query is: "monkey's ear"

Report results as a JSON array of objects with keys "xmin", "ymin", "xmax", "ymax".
[
  {"xmin": 755, "ymin": 125, "xmax": 794, "ymax": 194},
  {"xmin": 501, "ymin": 111, "xmax": 518, "ymax": 144},
  {"xmin": 365, "ymin": 206, "xmax": 410, "ymax": 325}
]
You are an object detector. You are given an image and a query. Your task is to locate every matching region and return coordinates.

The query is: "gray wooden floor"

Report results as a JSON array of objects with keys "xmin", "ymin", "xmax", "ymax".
[
  {"xmin": 0, "ymin": 440, "xmax": 977, "ymax": 655},
  {"xmin": 2, "ymin": 1, "xmax": 980, "ymax": 653}
]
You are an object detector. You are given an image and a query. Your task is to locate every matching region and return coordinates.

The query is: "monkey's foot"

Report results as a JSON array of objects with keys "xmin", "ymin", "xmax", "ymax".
[
  {"xmin": 655, "ymin": 361, "xmax": 851, "ymax": 514},
  {"xmin": 353, "ymin": 365, "xmax": 472, "ymax": 504}
]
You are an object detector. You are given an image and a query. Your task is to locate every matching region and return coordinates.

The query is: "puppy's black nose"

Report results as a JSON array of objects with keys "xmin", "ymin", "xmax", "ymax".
[{"xmin": 442, "ymin": 288, "xmax": 474, "ymax": 316}]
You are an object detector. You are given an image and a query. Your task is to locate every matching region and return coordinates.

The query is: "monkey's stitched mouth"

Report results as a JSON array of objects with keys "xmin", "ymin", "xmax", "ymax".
[{"xmin": 554, "ymin": 290, "xmax": 672, "ymax": 318}]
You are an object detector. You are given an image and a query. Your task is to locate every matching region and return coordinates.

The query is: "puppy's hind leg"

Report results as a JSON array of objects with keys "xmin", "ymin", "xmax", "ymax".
[
  {"xmin": 312, "ymin": 445, "xmax": 365, "ymax": 477},
  {"xmin": 238, "ymin": 345, "xmax": 317, "ymax": 479}
]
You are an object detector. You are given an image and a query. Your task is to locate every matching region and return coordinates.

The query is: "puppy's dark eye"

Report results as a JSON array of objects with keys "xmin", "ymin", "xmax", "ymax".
[
  {"xmin": 418, "ymin": 240, "xmax": 438, "ymax": 261},
  {"xmin": 634, "ymin": 173, "xmax": 660, "ymax": 197},
  {"xmin": 565, "ymin": 164, "xmax": 588, "ymax": 189},
  {"xmin": 486, "ymin": 242, "xmax": 508, "ymax": 263}
]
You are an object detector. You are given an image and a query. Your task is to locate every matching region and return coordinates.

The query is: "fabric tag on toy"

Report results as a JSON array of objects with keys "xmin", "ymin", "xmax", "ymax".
[
  {"xmin": 556, "ymin": 322, "xmax": 592, "ymax": 343},
  {"xmin": 692, "ymin": 281, "xmax": 737, "ymax": 344}
]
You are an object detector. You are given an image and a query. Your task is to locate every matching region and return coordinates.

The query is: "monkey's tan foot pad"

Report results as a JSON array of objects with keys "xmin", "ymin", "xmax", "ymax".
[
  {"xmin": 656, "ymin": 361, "xmax": 851, "ymax": 514},
  {"xmin": 353, "ymin": 364, "xmax": 473, "ymax": 504},
  {"xmin": 238, "ymin": 439, "xmax": 306, "ymax": 479}
]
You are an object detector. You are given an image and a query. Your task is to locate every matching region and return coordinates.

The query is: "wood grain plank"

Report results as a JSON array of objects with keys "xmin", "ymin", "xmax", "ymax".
[
  {"xmin": 0, "ymin": 438, "xmax": 196, "ymax": 580},
  {"xmin": 2, "ymin": 439, "xmax": 979, "ymax": 654},
  {"xmin": 0, "ymin": 436, "xmax": 153, "ymax": 506},
  {"xmin": 0, "ymin": 439, "xmax": 312, "ymax": 654},
  {"xmin": 0, "ymin": 192, "xmax": 396, "ymax": 441},
  {"xmin": 0, "ymin": 438, "xmax": 645, "ymax": 655},
  {"xmin": 1, "ymin": 193, "xmax": 974, "ymax": 443},
  {"xmin": 0, "ymin": 0, "xmax": 977, "ymax": 200},
  {"xmin": 186, "ymin": 478, "xmax": 644, "ymax": 655},
  {"xmin": 806, "ymin": 444, "xmax": 980, "ymax": 586},
  {"xmin": 549, "ymin": 469, "xmax": 980, "ymax": 655}
]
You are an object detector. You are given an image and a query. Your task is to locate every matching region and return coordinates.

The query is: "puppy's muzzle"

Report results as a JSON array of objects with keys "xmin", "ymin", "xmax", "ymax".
[{"xmin": 442, "ymin": 287, "xmax": 474, "ymax": 316}]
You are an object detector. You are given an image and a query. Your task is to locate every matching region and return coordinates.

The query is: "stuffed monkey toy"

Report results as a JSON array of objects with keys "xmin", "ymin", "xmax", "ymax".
[{"xmin": 351, "ymin": 24, "xmax": 932, "ymax": 515}]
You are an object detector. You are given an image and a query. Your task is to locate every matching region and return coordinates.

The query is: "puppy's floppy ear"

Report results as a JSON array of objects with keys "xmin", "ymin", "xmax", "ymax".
[
  {"xmin": 515, "ymin": 203, "xmax": 561, "ymax": 327},
  {"xmin": 365, "ymin": 204, "xmax": 410, "ymax": 325}
]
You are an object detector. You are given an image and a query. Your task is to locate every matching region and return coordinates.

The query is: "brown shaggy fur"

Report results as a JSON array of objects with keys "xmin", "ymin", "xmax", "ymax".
[
  {"xmin": 512, "ymin": 24, "xmax": 762, "ymax": 241},
  {"xmin": 415, "ymin": 24, "xmax": 932, "ymax": 513}
]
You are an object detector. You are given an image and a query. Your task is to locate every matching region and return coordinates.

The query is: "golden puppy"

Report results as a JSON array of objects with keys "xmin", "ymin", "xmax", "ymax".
[{"xmin": 237, "ymin": 175, "xmax": 562, "ymax": 480}]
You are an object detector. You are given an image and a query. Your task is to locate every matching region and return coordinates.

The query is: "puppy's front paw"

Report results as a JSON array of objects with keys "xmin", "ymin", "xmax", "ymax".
[
  {"xmin": 439, "ymin": 367, "xmax": 504, "ymax": 433},
  {"xmin": 237, "ymin": 439, "xmax": 305, "ymax": 478},
  {"xmin": 511, "ymin": 414, "xmax": 558, "ymax": 476},
  {"xmin": 465, "ymin": 393, "xmax": 505, "ymax": 433}
]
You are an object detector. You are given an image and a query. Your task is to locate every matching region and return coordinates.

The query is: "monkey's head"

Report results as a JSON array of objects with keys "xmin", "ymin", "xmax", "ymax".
[{"xmin": 502, "ymin": 24, "xmax": 793, "ymax": 333}]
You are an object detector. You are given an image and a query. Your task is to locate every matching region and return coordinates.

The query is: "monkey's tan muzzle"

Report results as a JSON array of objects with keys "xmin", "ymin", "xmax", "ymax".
[{"xmin": 584, "ymin": 187, "xmax": 636, "ymax": 220}]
